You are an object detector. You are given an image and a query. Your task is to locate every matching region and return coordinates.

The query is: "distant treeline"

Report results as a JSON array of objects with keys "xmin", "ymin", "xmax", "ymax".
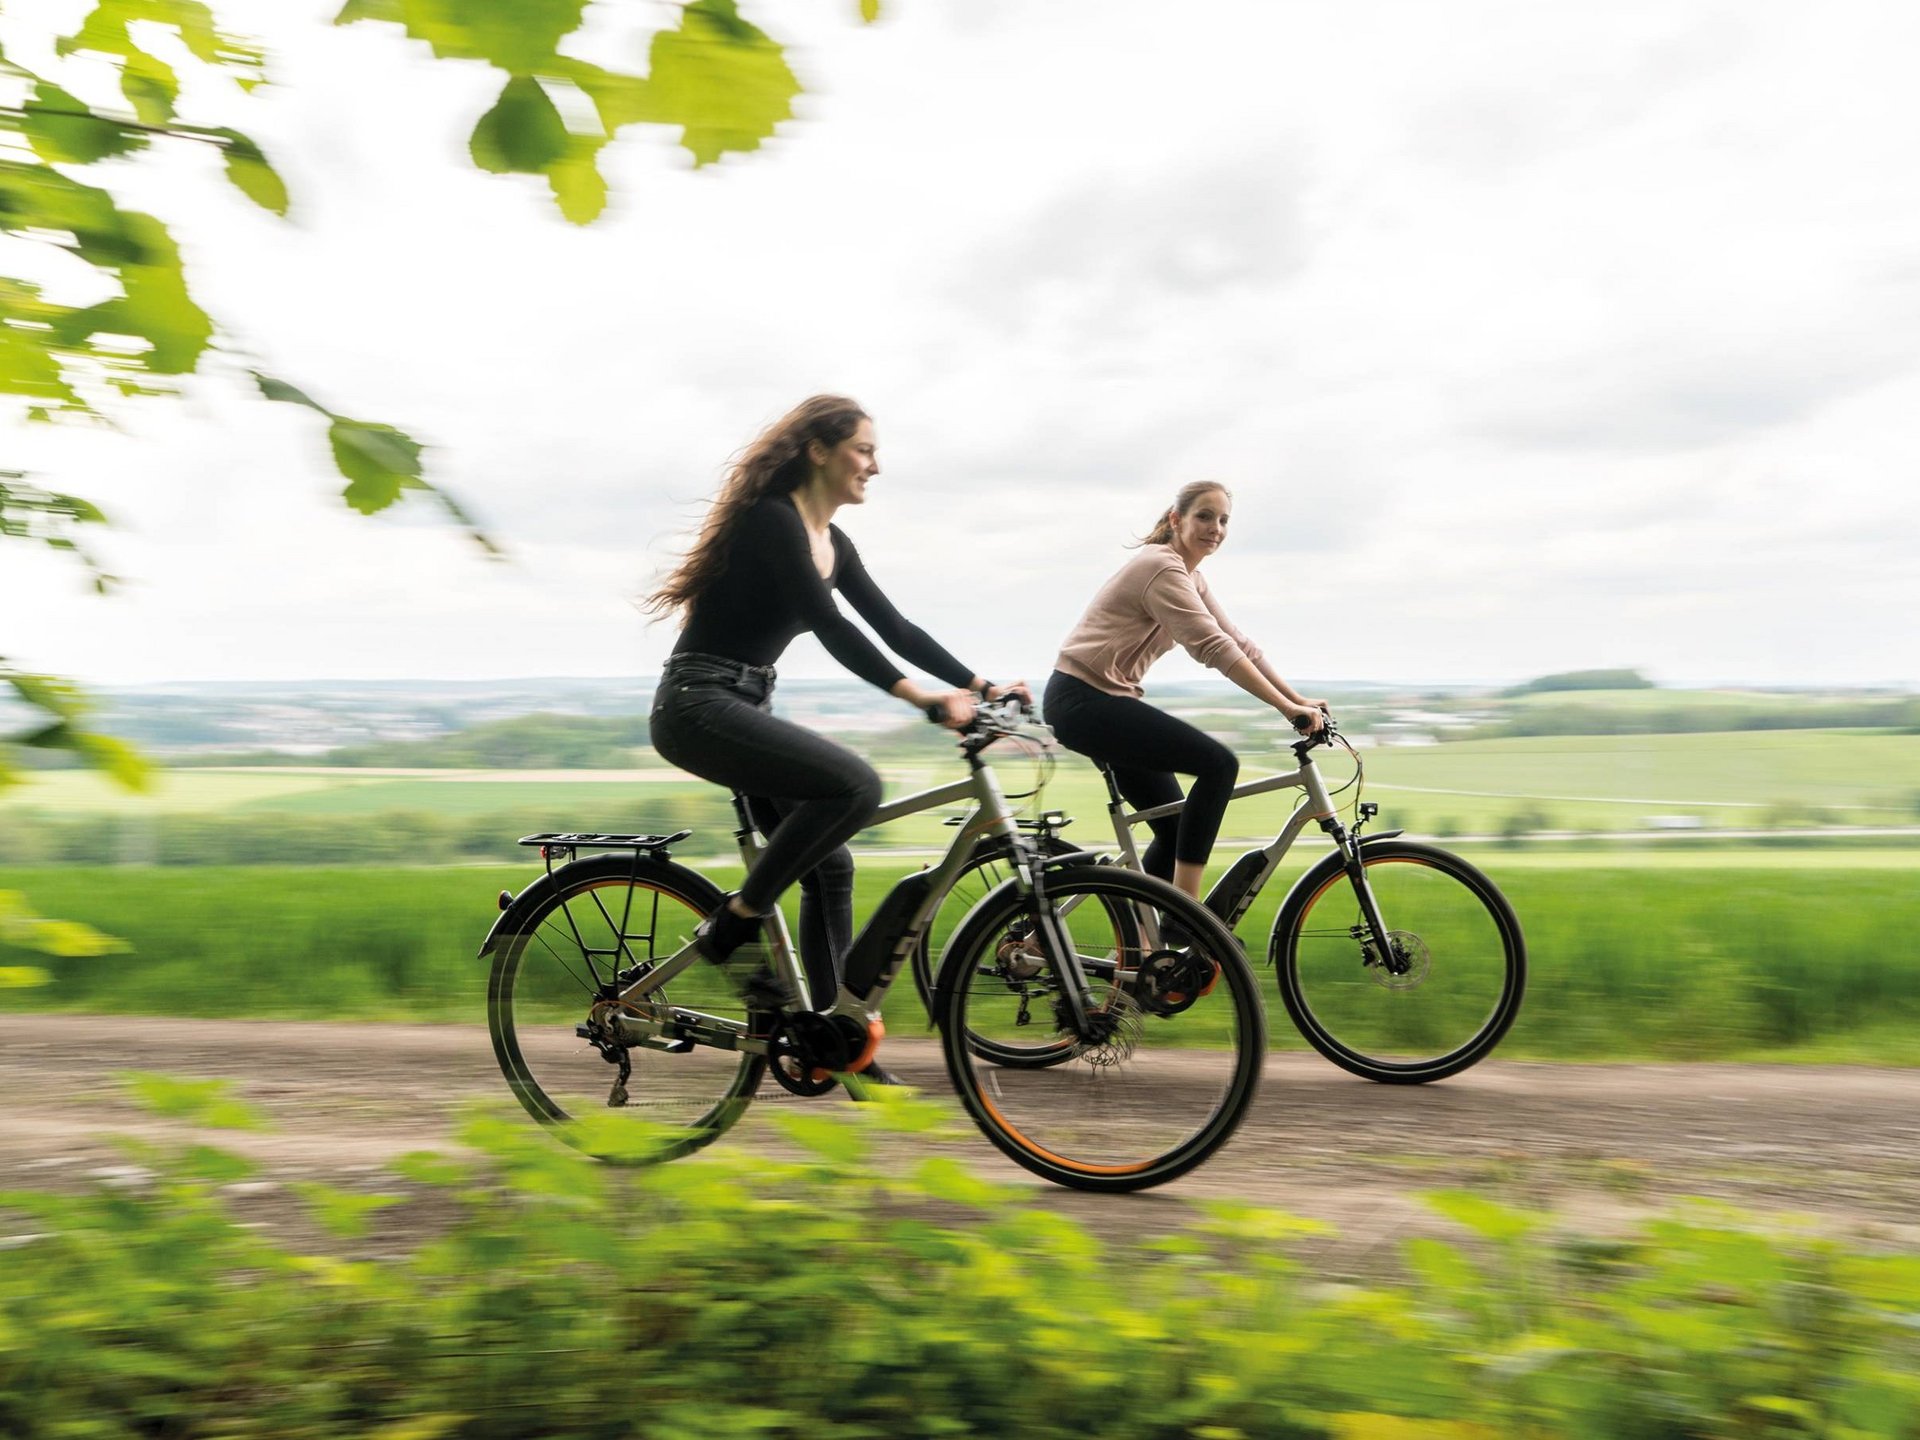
[
  {"xmin": 0, "ymin": 793, "xmax": 736, "ymax": 867},
  {"xmin": 1465, "ymin": 696, "xmax": 1920, "ymax": 739},
  {"xmin": 174, "ymin": 713, "xmax": 655, "ymax": 770},
  {"xmin": 1499, "ymin": 667, "xmax": 1655, "ymax": 696}
]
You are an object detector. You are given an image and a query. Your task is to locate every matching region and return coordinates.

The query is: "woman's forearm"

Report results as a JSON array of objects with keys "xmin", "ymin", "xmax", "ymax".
[
  {"xmin": 1253, "ymin": 654, "xmax": 1306, "ymax": 705},
  {"xmin": 1224, "ymin": 657, "xmax": 1305, "ymax": 716}
]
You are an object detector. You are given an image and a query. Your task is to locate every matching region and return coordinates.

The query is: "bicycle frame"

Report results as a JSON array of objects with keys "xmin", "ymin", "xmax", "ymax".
[
  {"xmin": 1085, "ymin": 732, "xmax": 1406, "ymax": 966},
  {"xmin": 602, "ymin": 725, "xmax": 1104, "ymax": 1056}
]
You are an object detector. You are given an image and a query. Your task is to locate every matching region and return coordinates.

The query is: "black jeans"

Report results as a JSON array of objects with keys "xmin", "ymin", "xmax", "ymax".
[
  {"xmin": 650, "ymin": 653, "xmax": 882, "ymax": 1009},
  {"xmin": 1042, "ymin": 669, "xmax": 1239, "ymax": 882}
]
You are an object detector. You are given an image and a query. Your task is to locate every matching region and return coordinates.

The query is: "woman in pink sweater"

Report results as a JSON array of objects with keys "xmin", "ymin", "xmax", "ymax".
[{"xmin": 1043, "ymin": 482, "xmax": 1327, "ymax": 903}]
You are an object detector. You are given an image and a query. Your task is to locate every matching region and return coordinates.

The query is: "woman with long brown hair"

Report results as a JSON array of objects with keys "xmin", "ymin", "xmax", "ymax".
[
  {"xmin": 645, "ymin": 395, "xmax": 1025, "ymax": 1027},
  {"xmin": 1044, "ymin": 481, "xmax": 1326, "ymax": 906}
]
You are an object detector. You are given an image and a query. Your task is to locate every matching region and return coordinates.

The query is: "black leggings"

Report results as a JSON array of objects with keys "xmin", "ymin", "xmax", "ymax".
[
  {"xmin": 1042, "ymin": 669, "xmax": 1238, "ymax": 882},
  {"xmin": 650, "ymin": 653, "xmax": 881, "ymax": 1008}
]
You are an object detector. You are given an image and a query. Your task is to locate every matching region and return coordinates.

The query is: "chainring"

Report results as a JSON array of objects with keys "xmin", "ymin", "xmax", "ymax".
[{"xmin": 1134, "ymin": 948, "xmax": 1214, "ymax": 1016}]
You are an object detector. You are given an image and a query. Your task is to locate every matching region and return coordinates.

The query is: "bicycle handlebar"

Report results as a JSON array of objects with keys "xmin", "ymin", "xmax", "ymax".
[
  {"xmin": 1290, "ymin": 706, "xmax": 1339, "ymax": 754},
  {"xmin": 925, "ymin": 693, "xmax": 1032, "ymax": 726}
]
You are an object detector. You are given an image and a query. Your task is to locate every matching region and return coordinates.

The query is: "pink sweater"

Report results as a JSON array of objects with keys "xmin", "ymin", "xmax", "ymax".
[{"xmin": 1054, "ymin": 545, "xmax": 1263, "ymax": 698}]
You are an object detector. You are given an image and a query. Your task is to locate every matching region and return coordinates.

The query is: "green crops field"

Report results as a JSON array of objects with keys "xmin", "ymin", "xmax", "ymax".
[
  {"xmin": 4, "ymin": 727, "xmax": 1917, "ymax": 856},
  {"xmin": 6, "ymin": 853, "xmax": 1920, "ymax": 1063}
]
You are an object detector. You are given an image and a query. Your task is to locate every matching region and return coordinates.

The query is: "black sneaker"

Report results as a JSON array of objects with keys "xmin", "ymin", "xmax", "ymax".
[
  {"xmin": 844, "ymin": 1058, "xmax": 903, "ymax": 1102},
  {"xmin": 694, "ymin": 905, "xmax": 797, "ymax": 1018}
]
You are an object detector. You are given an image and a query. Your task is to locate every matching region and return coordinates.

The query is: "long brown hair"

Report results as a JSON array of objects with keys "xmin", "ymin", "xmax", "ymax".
[
  {"xmin": 643, "ymin": 395, "xmax": 869, "ymax": 618},
  {"xmin": 1134, "ymin": 481, "xmax": 1232, "ymax": 547}
]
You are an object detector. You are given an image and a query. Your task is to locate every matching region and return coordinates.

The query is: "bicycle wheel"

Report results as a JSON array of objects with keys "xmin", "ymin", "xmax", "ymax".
[
  {"xmin": 935, "ymin": 865, "xmax": 1265, "ymax": 1191},
  {"xmin": 909, "ymin": 834, "xmax": 1093, "ymax": 1070},
  {"xmin": 1272, "ymin": 839, "xmax": 1525, "ymax": 1084},
  {"xmin": 488, "ymin": 852, "xmax": 764, "ymax": 1161}
]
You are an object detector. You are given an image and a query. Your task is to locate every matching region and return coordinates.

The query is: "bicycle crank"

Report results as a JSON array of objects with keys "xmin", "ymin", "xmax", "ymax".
[{"xmin": 765, "ymin": 1012, "xmax": 884, "ymax": 1097}]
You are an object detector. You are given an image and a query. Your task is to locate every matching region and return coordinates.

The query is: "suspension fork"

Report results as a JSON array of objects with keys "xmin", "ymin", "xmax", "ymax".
[
  {"xmin": 1318, "ymin": 820, "xmax": 1391, "ymax": 962},
  {"xmin": 978, "ymin": 760, "xmax": 1100, "ymax": 1034}
]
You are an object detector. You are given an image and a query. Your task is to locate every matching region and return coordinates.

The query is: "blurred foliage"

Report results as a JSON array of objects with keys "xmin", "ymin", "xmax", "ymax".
[
  {"xmin": 4, "ymin": 1096, "xmax": 1920, "ymax": 1437},
  {"xmin": 0, "ymin": 469, "xmax": 116, "ymax": 591}
]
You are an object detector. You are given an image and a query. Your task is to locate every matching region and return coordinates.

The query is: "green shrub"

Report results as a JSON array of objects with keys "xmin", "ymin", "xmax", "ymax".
[{"xmin": 4, "ymin": 1093, "xmax": 1920, "ymax": 1438}]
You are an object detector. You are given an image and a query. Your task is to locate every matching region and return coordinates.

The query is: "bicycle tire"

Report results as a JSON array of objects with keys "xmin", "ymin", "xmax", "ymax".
[
  {"xmin": 934, "ymin": 864, "xmax": 1265, "ymax": 1192},
  {"xmin": 1270, "ymin": 839, "xmax": 1525, "ymax": 1084},
  {"xmin": 488, "ymin": 852, "xmax": 764, "ymax": 1161}
]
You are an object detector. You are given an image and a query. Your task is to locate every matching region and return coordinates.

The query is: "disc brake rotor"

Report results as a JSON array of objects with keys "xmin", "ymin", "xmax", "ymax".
[{"xmin": 1369, "ymin": 931, "xmax": 1431, "ymax": 990}]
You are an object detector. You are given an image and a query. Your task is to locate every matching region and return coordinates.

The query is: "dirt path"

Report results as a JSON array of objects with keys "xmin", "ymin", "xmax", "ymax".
[{"xmin": 5, "ymin": 1015, "xmax": 1917, "ymax": 1271}]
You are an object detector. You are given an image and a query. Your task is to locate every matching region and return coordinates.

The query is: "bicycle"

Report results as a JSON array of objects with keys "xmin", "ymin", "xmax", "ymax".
[
  {"xmin": 482, "ymin": 699, "xmax": 1267, "ymax": 1192},
  {"xmin": 911, "ymin": 712, "xmax": 1527, "ymax": 1084}
]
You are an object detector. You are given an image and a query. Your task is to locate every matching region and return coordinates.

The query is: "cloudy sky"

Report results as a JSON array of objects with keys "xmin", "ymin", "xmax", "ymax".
[{"xmin": 6, "ymin": 0, "xmax": 1916, "ymax": 693}]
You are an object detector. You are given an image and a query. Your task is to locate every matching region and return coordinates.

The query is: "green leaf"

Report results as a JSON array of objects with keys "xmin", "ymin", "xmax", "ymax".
[
  {"xmin": 0, "ymin": 323, "xmax": 80, "ymax": 403},
  {"xmin": 1423, "ymin": 1189, "xmax": 1544, "ymax": 1243},
  {"xmin": 76, "ymin": 732, "xmax": 154, "ymax": 791},
  {"xmin": 175, "ymin": 1144, "xmax": 260, "ymax": 1184},
  {"xmin": 645, "ymin": 0, "xmax": 799, "ymax": 166},
  {"xmin": 116, "ymin": 1072, "xmax": 267, "ymax": 1130},
  {"xmin": 21, "ymin": 82, "xmax": 146, "ymax": 164},
  {"xmin": 17, "ymin": 720, "xmax": 73, "ymax": 750},
  {"xmin": 776, "ymin": 1112, "xmax": 870, "ymax": 1164},
  {"xmin": 121, "ymin": 47, "xmax": 180, "ymax": 126},
  {"xmin": 51, "ymin": 212, "xmax": 213, "ymax": 375},
  {"xmin": 334, "ymin": 0, "xmax": 405, "ymax": 22},
  {"xmin": 211, "ymin": 128, "xmax": 289, "ymax": 215},
  {"xmin": 547, "ymin": 139, "xmax": 608, "ymax": 223},
  {"xmin": 470, "ymin": 74, "xmax": 569, "ymax": 174},
  {"xmin": 330, "ymin": 418, "xmax": 425, "ymax": 513},
  {"xmin": 390, "ymin": 1150, "xmax": 473, "ymax": 1186},
  {"xmin": 0, "ymin": 160, "xmax": 154, "ymax": 268},
  {"xmin": 375, "ymin": 0, "xmax": 588, "ymax": 73},
  {"xmin": 911, "ymin": 1156, "xmax": 1012, "ymax": 1209},
  {"xmin": 295, "ymin": 1181, "xmax": 401, "ymax": 1238},
  {"xmin": 252, "ymin": 371, "xmax": 329, "ymax": 412}
]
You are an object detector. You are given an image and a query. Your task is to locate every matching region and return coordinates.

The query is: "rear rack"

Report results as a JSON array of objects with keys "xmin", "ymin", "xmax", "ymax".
[{"xmin": 518, "ymin": 830, "xmax": 692, "ymax": 857}]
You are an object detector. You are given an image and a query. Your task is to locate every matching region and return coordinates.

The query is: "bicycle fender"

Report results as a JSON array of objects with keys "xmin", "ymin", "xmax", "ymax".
[{"xmin": 478, "ymin": 851, "xmax": 721, "ymax": 958}]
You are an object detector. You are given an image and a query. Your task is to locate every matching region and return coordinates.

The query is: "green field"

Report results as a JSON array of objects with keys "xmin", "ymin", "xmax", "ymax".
[
  {"xmin": 6, "ymin": 854, "xmax": 1919, "ymax": 1064},
  {"xmin": 3, "ymin": 729, "xmax": 1916, "ymax": 864}
]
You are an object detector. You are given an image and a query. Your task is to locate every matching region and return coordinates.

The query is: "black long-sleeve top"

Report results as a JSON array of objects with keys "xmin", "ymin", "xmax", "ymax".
[{"xmin": 673, "ymin": 493, "xmax": 976, "ymax": 694}]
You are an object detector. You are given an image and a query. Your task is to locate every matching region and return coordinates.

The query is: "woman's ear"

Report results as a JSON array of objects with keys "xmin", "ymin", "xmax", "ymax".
[{"xmin": 805, "ymin": 437, "xmax": 829, "ymax": 469}]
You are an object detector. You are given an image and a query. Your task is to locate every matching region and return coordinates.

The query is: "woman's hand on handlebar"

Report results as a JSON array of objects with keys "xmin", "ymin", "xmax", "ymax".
[
  {"xmin": 1284, "ymin": 701, "xmax": 1326, "ymax": 735},
  {"xmin": 983, "ymin": 679, "xmax": 1033, "ymax": 712},
  {"xmin": 919, "ymin": 689, "xmax": 978, "ymax": 730}
]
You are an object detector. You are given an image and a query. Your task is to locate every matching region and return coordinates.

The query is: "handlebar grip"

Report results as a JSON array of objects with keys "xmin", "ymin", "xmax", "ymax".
[
  {"xmin": 1291, "ymin": 711, "xmax": 1317, "ymax": 734},
  {"xmin": 925, "ymin": 702, "xmax": 950, "ymax": 724}
]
